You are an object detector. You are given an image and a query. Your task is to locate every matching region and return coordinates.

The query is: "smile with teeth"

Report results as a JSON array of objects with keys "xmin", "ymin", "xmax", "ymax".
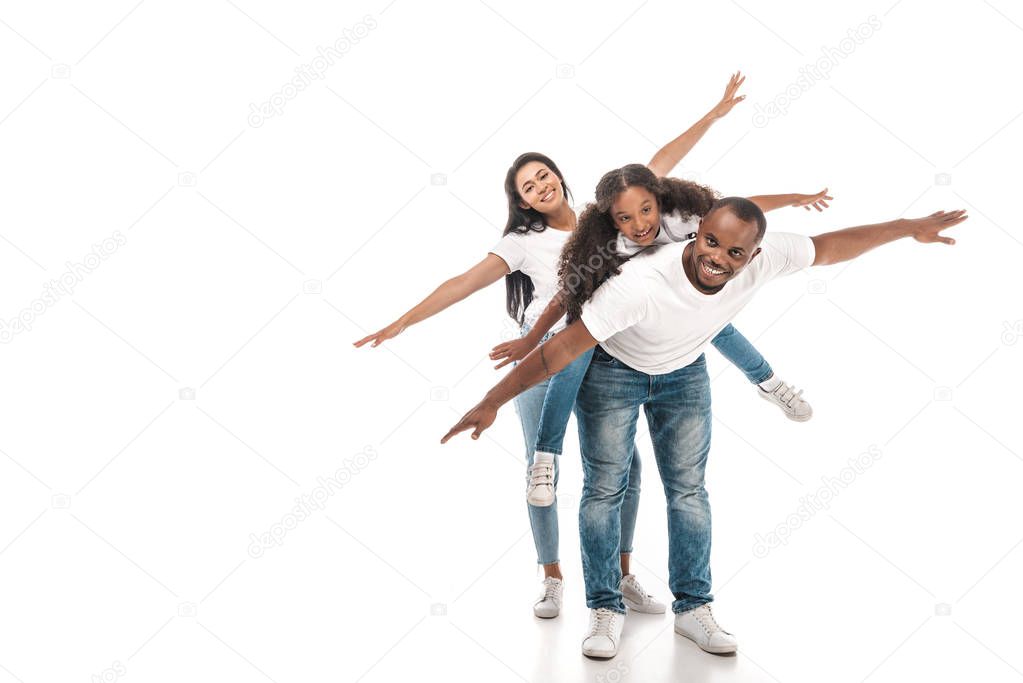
[
  {"xmin": 634, "ymin": 225, "xmax": 654, "ymax": 239},
  {"xmin": 700, "ymin": 259, "xmax": 727, "ymax": 277},
  {"xmin": 540, "ymin": 189, "xmax": 555, "ymax": 203}
]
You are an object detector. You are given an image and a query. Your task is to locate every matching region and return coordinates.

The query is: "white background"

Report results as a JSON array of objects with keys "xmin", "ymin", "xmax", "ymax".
[{"xmin": 1, "ymin": 1, "xmax": 1021, "ymax": 681}]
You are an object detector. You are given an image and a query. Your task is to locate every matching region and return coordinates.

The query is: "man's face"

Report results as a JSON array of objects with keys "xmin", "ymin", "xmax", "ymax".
[{"xmin": 689, "ymin": 207, "xmax": 762, "ymax": 292}]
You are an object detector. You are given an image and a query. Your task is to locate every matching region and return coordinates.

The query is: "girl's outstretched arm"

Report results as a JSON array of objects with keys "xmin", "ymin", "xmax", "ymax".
[
  {"xmin": 647, "ymin": 71, "xmax": 746, "ymax": 177},
  {"xmin": 353, "ymin": 254, "xmax": 509, "ymax": 347},
  {"xmin": 748, "ymin": 189, "xmax": 833, "ymax": 213}
]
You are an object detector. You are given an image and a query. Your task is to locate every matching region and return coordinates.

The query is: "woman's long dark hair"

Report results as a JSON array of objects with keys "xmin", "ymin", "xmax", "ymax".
[
  {"xmin": 558, "ymin": 164, "xmax": 717, "ymax": 323},
  {"xmin": 501, "ymin": 152, "xmax": 573, "ymax": 325}
]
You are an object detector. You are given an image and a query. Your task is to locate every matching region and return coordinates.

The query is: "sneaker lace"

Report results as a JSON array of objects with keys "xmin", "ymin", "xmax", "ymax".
[
  {"xmin": 541, "ymin": 579, "xmax": 560, "ymax": 602},
  {"xmin": 590, "ymin": 608, "xmax": 617, "ymax": 637},
  {"xmin": 695, "ymin": 605, "xmax": 725, "ymax": 635},
  {"xmin": 528, "ymin": 462, "xmax": 554, "ymax": 487}
]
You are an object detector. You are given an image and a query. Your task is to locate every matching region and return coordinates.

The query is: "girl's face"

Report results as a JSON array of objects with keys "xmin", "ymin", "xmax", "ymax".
[
  {"xmin": 515, "ymin": 162, "xmax": 566, "ymax": 214},
  {"xmin": 611, "ymin": 185, "xmax": 660, "ymax": 246}
]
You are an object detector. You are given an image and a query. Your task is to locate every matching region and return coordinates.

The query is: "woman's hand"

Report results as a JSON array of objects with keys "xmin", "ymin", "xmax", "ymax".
[
  {"xmin": 353, "ymin": 319, "xmax": 407, "ymax": 348},
  {"xmin": 489, "ymin": 335, "xmax": 539, "ymax": 369},
  {"xmin": 791, "ymin": 189, "xmax": 834, "ymax": 212},
  {"xmin": 707, "ymin": 71, "xmax": 746, "ymax": 120},
  {"xmin": 441, "ymin": 401, "xmax": 498, "ymax": 443}
]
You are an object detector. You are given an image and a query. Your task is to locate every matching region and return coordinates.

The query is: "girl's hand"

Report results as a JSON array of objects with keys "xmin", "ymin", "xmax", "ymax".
[
  {"xmin": 353, "ymin": 320, "xmax": 407, "ymax": 348},
  {"xmin": 489, "ymin": 336, "xmax": 538, "ymax": 370},
  {"xmin": 792, "ymin": 189, "xmax": 834, "ymax": 212},
  {"xmin": 708, "ymin": 71, "xmax": 746, "ymax": 120}
]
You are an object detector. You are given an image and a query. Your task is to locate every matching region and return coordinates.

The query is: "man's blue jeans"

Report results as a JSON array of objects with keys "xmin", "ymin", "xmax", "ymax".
[{"xmin": 575, "ymin": 346, "xmax": 714, "ymax": 614}]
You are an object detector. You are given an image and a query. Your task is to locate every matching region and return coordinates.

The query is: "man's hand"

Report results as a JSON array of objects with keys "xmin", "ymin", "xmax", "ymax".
[
  {"xmin": 489, "ymin": 336, "xmax": 538, "ymax": 369},
  {"xmin": 908, "ymin": 210, "xmax": 969, "ymax": 245},
  {"xmin": 441, "ymin": 401, "xmax": 498, "ymax": 443},
  {"xmin": 353, "ymin": 320, "xmax": 406, "ymax": 348},
  {"xmin": 792, "ymin": 188, "xmax": 833, "ymax": 212},
  {"xmin": 708, "ymin": 71, "xmax": 746, "ymax": 120}
]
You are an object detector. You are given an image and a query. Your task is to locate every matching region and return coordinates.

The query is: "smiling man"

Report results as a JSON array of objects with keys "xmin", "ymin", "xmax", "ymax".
[{"xmin": 442, "ymin": 194, "xmax": 968, "ymax": 659}]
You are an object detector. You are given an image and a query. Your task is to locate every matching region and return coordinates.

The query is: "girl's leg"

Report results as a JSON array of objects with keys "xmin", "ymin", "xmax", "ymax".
[
  {"xmin": 537, "ymin": 348, "xmax": 645, "ymax": 576},
  {"xmin": 710, "ymin": 323, "xmax": 773, "ymax": 385},
  {"xmin": 533, "ymin": 347, "xmax": 595, "ymax": 456},
  {"xmin": 513, "ymin": 375, "xmax": 561, "ymax": 577}
]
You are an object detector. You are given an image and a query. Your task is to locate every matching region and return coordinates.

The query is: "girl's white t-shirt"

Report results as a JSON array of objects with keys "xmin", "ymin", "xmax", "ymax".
[{"xmin": 616, "ymin": 209, "xmax": 702, "ymax": 256}]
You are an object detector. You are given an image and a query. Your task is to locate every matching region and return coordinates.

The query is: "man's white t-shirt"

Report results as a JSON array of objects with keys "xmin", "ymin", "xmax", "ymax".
[{"xmin": 580, "ymin": 232, "xmax": 815, "ymax": 375}]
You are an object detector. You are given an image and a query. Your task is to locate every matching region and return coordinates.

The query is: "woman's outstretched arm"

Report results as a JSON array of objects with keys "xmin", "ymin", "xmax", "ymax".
[
  {"xmin": 647, "ymin": 72, "xmax": 746, "ymax": 177},
  {"xmin": 353, "ymin": 254, "xmax": 509, "ymax": 347}
]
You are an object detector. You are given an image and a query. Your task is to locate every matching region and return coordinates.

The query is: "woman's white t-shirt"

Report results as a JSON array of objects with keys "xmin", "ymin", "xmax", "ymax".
[{"xmin": 488, "ymin": 206, "xmax": 587, "ymax": 334}]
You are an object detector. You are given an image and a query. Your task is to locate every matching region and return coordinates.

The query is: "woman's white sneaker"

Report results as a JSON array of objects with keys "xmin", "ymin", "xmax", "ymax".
[
  {"xmin": 673, "ymin": 603, "xmax": 737, "ymax": 654},
  {"xmin": 526, "ymin": 452, "xmax": 556, "ymax": 507},
  {"xmin": 619, "ymin": 574, "xmax": 666, "ymax": 614},
  {"xmin": 581, "ymin": 607, "xmax": 625, "ymax": 659},
  {"xmin": 533, "ymin": 577, "xmax": 563, "ymax": 618}
]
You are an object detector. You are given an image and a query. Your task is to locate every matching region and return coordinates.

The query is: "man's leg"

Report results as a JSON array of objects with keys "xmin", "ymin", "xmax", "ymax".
[
  {"xmin": 644, "ymin": 354, "xmax": 713, "ymax": 613},
  {"xmin": 574, "ymin": 349, "xmax": 646, "ymax": 613}
]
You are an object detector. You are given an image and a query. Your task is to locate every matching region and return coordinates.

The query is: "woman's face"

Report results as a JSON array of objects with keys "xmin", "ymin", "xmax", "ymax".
[
  {"xmin": 611, "ymin": 185, "xmax": 660, "ymax": 246},
  {"xmin": 515, "ymin": 161, "xmax": 566, "ymax": 214}
]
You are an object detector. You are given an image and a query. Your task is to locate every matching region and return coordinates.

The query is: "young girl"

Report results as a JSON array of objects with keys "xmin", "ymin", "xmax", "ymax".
[{"xmin": 354, "ymin": 74, "xmax": 825, "ymax": 619}]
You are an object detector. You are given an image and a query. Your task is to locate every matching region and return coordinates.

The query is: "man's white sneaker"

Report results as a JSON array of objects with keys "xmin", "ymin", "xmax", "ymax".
[
  {"xmin": 619, "ymin": 574, "xmax": 666, "ymax": 614},
  {"xmin": 757, "ymin": 381, "xmax": 812, "ymax": 422},
  {"xmin": 533, "ymin": 577, "xmax": 563, "ymax": 619},
  {"xmin": 582, "ymin": 607, "xmax": 625, "ymax": 659},
  {"xmin": 526, "ymin": 452, "xmax": 556, "ymax": 507},
  {"xmin": 674, "ymin": 603, "xmax": 738, "ymax": 654}
]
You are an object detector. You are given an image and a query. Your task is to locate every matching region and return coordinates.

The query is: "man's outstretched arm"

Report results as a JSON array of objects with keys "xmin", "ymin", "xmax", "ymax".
[
  {"xmin": 442, "ymin": 320, "xmax": 598, "ymax": 443},
  {"xmin": 811, "ymin": 209, "xmax": 968, "ymax": 266}
]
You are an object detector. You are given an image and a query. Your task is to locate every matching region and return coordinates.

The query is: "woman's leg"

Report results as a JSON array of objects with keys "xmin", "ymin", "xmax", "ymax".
[{"xmin": 710, "ymin": 323, "xmax": 773, "ymax": 385}]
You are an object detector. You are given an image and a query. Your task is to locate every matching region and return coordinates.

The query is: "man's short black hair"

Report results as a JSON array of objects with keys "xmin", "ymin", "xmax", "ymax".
[{"xmin": 708, "ymin": 196, "xmax": 767, "ymax": 243}]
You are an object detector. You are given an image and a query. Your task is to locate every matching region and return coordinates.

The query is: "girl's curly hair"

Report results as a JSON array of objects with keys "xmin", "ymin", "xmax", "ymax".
[{"xmin": 557, "ymin": 164, "xmax": 718, "ymax": 322}]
